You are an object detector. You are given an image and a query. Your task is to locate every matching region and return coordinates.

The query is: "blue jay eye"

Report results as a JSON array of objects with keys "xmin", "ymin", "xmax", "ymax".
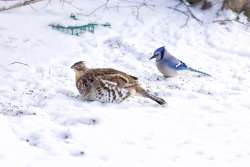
[{"xmin": 155, "ymin": 52, "xmax": 161, "ymax": 57}]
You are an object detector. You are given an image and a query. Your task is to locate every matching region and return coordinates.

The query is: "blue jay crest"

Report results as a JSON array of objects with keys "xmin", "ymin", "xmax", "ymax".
[
  {"xmin": 153, "ymin": 46, "xmax": 165, "ymax": 56},
  {"xmin": 154, "ymin": 46, "xmax": 165, "ymax": 54}
]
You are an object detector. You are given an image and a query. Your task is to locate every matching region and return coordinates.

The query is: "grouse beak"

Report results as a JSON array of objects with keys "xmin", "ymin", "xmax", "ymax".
[
  {"xmin": 149, "ymin": 54, "xmax": 156, "ymax": 60},
  {"xmin": 70, "ymin": 65, "xmax": 75, "ymax": 69}
]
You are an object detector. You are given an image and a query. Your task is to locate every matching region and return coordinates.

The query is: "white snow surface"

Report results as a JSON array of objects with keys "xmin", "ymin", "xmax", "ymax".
[{"xmin": 0, "ymin": 0, "xmax": 250, "ymax": 166}]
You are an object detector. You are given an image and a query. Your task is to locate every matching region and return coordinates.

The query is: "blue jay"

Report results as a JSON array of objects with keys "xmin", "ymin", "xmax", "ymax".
[{"xmin": 150, "ymin": 46, "xmax": 211, "ymax": 77}]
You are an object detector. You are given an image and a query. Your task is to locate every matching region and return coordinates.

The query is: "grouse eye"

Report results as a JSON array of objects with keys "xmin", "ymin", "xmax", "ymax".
[{"xmin": 76, "ymin": 65, "xmax": 81, "ymax": 70}]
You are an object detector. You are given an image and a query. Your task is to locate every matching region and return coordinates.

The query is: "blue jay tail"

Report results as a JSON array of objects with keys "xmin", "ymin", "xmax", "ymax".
[
  {"xmin": 188, "ymin": 67, "xmax": 212, "ymax": 77},
  {"xmin": 136, "ymin": 86, "xmax": 166, "ymax": 105}
]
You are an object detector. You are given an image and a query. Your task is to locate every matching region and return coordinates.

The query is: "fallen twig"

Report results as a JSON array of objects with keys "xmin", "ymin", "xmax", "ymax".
[
  {"xmin": 167, "ymin": 0, "xmax": 203, "ymax": 28},
  {"xmin": 73, "ymin": 0, "xmax": 110, "ymax": 16},
  {"xmin": 167, "ymin": 6, "xmax": 190, "ymax": 27},
  {"xmin": 9, "ymin": 61, "xmax": 30, "ymax": 67},
  {"xmin": 0, "ymin": 0, "xmax": 44, "ymax": 12},
  {"xmin": 69, "ymin": 0, "xmax": 154, "ymax": 21},
  {"xmin": 109, "ymin": 0, "xmax": 155, "ymax": 20},
  {"xmin": 182, "ymin": 0, "xmax": 203, "ymax": 23},
  {"xmin": 213, "ymin": 18, "xmax": 250, "ymax": 26}
]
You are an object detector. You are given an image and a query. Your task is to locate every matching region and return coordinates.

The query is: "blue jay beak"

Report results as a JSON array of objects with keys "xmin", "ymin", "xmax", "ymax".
[{"xmin": 149, "ymin": 55, "xmax": 157, "ymax": 60}]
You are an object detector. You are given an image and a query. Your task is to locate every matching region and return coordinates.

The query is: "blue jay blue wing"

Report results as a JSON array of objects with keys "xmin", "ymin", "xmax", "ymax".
[
  {"xmin": 165, "ymin": 56, "xmax": 188, "ymax": 70},
  {"xmin": 175, "ymin": 60, "xmax": 188, "ymax": 70}
]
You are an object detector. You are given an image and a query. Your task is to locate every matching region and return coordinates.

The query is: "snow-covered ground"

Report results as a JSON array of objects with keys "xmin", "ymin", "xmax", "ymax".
[{"xmin": 0, "ymin": 0, "xmax": 250, "ymax": 166}]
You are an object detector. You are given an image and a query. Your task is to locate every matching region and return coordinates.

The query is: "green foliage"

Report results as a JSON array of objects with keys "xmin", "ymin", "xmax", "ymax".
[{"xmin": 49, "ymin": 23, "xmax": 111, "ymax": 36}]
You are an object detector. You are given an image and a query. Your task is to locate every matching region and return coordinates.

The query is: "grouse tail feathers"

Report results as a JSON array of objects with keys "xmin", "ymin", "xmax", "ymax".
[{"xmin": 136, "ymin": 86, "xmax": 166, "ymax": 105}]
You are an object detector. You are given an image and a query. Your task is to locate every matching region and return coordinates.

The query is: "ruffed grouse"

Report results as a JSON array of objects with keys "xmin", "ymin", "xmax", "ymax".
[{"xmin": 71, "ymin": 61, "xmax": 166, "ymax": 105}]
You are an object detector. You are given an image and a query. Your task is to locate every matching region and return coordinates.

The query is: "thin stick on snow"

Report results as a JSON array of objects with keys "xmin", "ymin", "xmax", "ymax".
[
  {"xmin": 213, "ymin": 20, "xmax": 250, "ymax": 28},
  {"xmin": 167, "ymin": 0, "xmax": 203, "ymax": 27},
  {"xmin": 72, "ymin": 0, "xmax": 154, "ymax": 20},
  {"xmin": 79, "ymin": 0, "xmax": 110, "ymax": 16},
  {"xmin": 0, "ymin": 0, "xmax": 44, "ymax": 12},
  {"xmin": 167, "ymin": 6, "xmax": 190, "ymax": 27},
  {"xmin": 182, "ymin": 0, "xmax": 203, "ymax": 23},
  {"xmin": 9, "ymin": 61, "xmax": 30, "ymax": 67}
]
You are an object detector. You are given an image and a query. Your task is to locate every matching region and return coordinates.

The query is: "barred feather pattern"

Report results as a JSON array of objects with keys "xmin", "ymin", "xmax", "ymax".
[
  {"xmin": 76, "ymin": 78, "xmax": 131, "ymax": 103},
  {"xmin": 94, "ymin": 80, "xmax": 131, "ymax": 103}
]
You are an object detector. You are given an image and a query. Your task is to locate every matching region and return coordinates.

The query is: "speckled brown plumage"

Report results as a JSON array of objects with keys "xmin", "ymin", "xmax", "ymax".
[{"xmin": 71, "ymin": 61, "xmax": 166, "ymax": 105}]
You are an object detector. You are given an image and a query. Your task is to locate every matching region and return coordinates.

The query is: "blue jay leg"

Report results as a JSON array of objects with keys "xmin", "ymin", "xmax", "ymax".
[{"xmin": 163, "ymin": 76, "xmax": 172, "ymax": 78}]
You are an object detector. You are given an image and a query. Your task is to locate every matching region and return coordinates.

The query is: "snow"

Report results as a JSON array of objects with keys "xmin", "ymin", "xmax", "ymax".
[{"xmin": 0, "ymin": 0, "xmax": 250, "ymax": 166}]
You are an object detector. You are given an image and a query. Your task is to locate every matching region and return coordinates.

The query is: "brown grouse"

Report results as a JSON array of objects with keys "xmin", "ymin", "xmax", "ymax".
[{"xmin": 71, "ymin": 61, "xmax": 166, "ymax": 105}]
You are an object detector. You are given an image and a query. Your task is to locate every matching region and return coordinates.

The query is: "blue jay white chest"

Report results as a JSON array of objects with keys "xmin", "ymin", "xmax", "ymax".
[{"xmin": 156, "ymin": 58, "xmax": 179, "ymax": 77}]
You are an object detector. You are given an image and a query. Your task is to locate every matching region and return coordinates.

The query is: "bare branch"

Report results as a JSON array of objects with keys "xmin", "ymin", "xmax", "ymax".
[
  {"xmin": 167, "ymin": 0, "xmax": 203, "ymax": 28},
  {"xmin": 9, "ymin": 61, "xmax": 30, "ymax": 67},
  {"xmin": 60, "ymin": 0, "xmax": 84, "ymax": 11},
  {"xmin": 107, "ymin": 0, "xmax": 155, "ymax": 20},
  {"xmin": 67, "ymin": 0, "xmax": 155, "ymax": 20},
  {"xmin": 181, "ymin": 0, "xmax": 203, "ymax": 23},
  {"xmin": 167, "ymin": 6, "xmax": 189, "ymax": 17},
  {"xmin": 213, "ymin": 18, "xmax": 250, "ymax": 26},
  {"xmin": 76, "ymin": 0, "xmax": 110, "ymax": 17},
  {"xmin": 0, "ymin": 0, "xmax": 44, "ymax": 12},
  {"xmin": 167, "ymin": 6, "xmax": 190, "ymax": 27}
]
